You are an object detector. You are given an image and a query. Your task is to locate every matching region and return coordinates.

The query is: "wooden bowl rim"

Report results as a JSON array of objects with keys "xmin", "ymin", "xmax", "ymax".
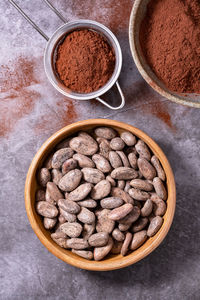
[
  {"xmin": 129, "ymin": 0, "xmax": 200, "ymax": 108},
  {"xmin": 25, "ymin": 119, "xmax": 176, "ymax": 271}
]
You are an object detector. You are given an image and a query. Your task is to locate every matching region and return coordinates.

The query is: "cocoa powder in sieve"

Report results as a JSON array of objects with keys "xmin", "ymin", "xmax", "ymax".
[
  {"xmin": 55, "ymin": 29, "xmax": 115, "ymax": 93},
  {"xmin": 140, "ymin": 0, "xmax": 200, "ymax": 93}
]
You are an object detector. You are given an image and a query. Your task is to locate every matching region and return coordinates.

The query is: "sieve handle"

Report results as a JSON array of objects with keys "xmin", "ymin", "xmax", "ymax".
[
  {"xmin": 95, "ymin": 81, "xmax": 125, "ymax": 110},
  {"xmin": 43, "ymin": 0, "xmax": 67, "ymax": 23},
  {"xmin": 8, "ymin": 0, "xmax": 49, "ymax": 41},
  {"xmin": 8, "ymin": 0, "xmax": 67, "ymax": 41}
]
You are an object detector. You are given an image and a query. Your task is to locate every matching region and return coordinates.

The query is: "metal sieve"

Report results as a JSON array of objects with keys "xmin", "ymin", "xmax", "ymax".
[{"xmin": 9, "ymin": 0, "xmax": 125, "ymax": 110}]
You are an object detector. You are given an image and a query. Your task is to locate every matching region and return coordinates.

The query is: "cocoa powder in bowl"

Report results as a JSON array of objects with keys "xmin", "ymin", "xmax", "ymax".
[
  {"xmin": 139, "ymin": 0, "xmax": 200, "ymax": 94},
  {"xmin": 55, "ymin": 29, "xmax": 116, "ymax": 93}
]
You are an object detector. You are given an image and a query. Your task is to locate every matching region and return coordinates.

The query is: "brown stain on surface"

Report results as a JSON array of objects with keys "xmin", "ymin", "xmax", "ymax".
[
  {"xmin": 64, "ymin": 0, "xmax": 133, "ymax": 33},
  {"xmin": 56, "ymin": 98, "xmax": 78, "ymax": 128},
  {"xmin": 61, "ymin": 99, "xmax": 78, "ymax": 126},
  {"xmin": 144, "ymin": 100, "xmax": 174, "ymax": 129},
  {"xmin": 0, "ymin": 56, "xmax": 40, "ymax": 137},
  {"xmin": 34, "ymin": 98, "xmax": 78, "ymax": 135},
  {"xmin": 127, "ymin": 80, "xmax": 175, "ymax": 130},
  {"xmin": 103, "ymin": 0, "xmax": 134, "ymax": 32}
]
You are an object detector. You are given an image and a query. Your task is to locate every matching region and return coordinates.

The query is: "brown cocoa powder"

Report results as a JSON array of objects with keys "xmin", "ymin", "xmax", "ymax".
[
  {"xmin": 34, "ymin": 99, "xmax": 78, "ymax": 135},
  {"xmin": 140, "ymin": 0, "xmax": 200, "ymax": 93},
  {"xmin": 55, "ymin": 29, "xmax": 115, "ymax": 93},
  {"xmin": 0, "ymin": 56, "xmax": 40, "ymax": 137},
  {"xmin": 0, "ymin": 55, "xmax": 79, "ymax": 138}
]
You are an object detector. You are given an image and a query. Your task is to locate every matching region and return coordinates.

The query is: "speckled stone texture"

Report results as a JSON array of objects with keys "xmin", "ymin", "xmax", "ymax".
[{"xmin": 0, "ymin": 1, "xmax": 200, "ymax": 299}]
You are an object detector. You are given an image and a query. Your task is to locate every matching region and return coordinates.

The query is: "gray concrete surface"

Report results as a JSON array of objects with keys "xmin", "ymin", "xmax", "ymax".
[{"xmin": 0, "ymin": 1, "xmax": 200, "ymax": 299}]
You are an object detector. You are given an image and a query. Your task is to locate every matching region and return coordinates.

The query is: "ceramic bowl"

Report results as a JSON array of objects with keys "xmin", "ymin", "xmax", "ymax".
[
  {"xmin": 129, "ymin": 0, "xmax": 200, "ymax": 108},
  {"xmin": 25, "ymin": 119, "xmax": 176, "ymax": 271}
]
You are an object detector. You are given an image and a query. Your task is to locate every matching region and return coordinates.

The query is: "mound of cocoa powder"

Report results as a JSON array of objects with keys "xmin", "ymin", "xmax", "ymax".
[
  {"xmin": 55, "ymin": 29, "xmax": 115, "ymax": 93},
  {"xmin": 140, "ymin": 0, "xmax": 200, "ymax": 93}
]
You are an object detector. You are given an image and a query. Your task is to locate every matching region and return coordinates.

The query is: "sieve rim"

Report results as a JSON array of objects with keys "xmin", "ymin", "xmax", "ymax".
[{"xmin": 44, "ymin": 19, "xmax": 122, "ymax": 100}]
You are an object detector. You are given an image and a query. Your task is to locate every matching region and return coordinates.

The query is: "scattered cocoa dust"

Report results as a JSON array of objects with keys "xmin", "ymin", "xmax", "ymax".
[
  {"xmin": 1, "ymin": 55, "xmax": 79, "ymax": 137},
  {"xmin": 143, "ymin": 100, "xmax": 174, "ymax": 130},
  {"xmin": 34, "ymin": 99, "xmax": 78, "ymax": 135},
  {"xmin": 54, "ymin": 98, "xmax": 78, "ymax": 129},
  {"xmin": 59, "ymin": 99, "xmax": 78, "ymax": 126},
  {"xmin": 0, "ymin": 56, "xmax": 40, "ymax": 137},
  {"xmin": 139, "ymin": 85, "xmax": 175, "ymax": 130},
  {"xmin": 103, "ymin": 0, "xmax": 134, "ymax": 32},
  {"xmin": 65, "ymin": 0, "xmax": 133, "ymax": 32},
  {"xmin": 127, "ymin": 81, "xmax": 175, "ymax": 130}
]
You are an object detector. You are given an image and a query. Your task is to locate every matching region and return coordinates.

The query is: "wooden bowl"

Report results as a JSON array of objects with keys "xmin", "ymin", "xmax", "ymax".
[
  {"xmin": 25, "ymin": 119, "xmax": 176, "ymax": 271},
  {"xmin": 129, "ymin": 0, "xmax": 200, "ymax": 108}
]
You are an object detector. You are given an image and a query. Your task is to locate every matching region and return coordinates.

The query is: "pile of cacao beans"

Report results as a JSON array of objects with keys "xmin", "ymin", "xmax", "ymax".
[{"xmin": 36, "ymin": 127, "xmax": 167, "ymax": 261}]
